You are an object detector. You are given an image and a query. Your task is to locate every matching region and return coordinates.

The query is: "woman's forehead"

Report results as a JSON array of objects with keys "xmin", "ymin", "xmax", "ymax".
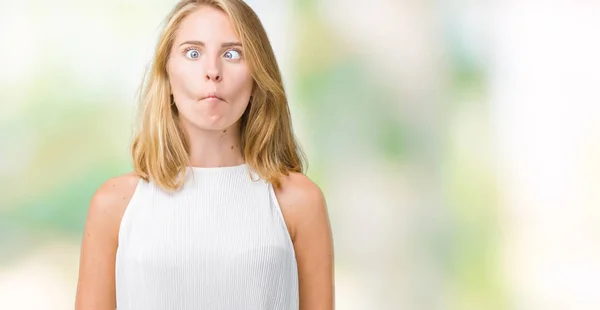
[{"xmin": 174, "ymin": 6, "xmax": 241, "ymax": 46}]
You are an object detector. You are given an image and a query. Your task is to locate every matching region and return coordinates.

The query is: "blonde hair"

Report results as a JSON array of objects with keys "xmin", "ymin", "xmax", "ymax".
[{"xmin": 131, "ymin": 0, "xmax": 305, "ymax": 191}]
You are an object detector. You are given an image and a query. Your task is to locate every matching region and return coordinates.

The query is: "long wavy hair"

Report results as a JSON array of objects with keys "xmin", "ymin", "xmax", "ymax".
[{"xmin": 131, "ymin": 0, "xmax": 305, "ymax": 192}]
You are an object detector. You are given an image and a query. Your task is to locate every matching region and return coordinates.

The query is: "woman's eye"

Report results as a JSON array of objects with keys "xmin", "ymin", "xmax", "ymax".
[
  {"xmin": 224, "ymin": 50, "xmax": 241, "ymax": 60},
  {"xmin": 185, "ymin": 49, "xmax": 200, "ymax": 59}
]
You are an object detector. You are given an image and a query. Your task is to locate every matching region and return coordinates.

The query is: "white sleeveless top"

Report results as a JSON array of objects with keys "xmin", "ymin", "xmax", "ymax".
[{"xmin": 115, "ymin": 164, "xmax": 299, "ymax": 310}]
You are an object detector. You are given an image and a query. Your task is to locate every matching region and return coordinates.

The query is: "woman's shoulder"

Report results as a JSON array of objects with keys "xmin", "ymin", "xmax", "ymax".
[
  {"xmin": 274, "ymin": 172, "xmax": 328, "ymax": 237},
  {"xmin": 84, "ymin": 172, "xmax": 141, "ymax": 237},
  {"xmin": 91, "ymin": 172, "xmax": 141, "ymax": 208},
  {"xmin": 276, "ymin": 172, "xmax": 324, "ymax": 201}
]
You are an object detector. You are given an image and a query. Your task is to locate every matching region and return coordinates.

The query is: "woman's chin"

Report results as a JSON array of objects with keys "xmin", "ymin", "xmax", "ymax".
[{"xmin": 187, "ymin": 116, "xmax": 233, "ymax": 132}]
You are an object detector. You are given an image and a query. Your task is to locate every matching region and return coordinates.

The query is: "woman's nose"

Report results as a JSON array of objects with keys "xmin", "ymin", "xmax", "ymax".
[
  {"xmin": 205, "ymin": 69, "xmax": 221, "ymax": 82},
  {"xmin": 203, "ymin": 58, "xmax": 222, "ymax": 82}
]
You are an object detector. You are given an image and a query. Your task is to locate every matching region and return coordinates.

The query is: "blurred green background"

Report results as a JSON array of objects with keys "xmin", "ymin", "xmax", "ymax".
[{"xmin": 1, "ymin": 1, "xmax": 600, "ymax": 309}]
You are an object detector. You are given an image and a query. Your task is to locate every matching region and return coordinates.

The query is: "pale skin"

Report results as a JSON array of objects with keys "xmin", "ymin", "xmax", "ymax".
[{"xmin": 75, "ymin": 5, "xmax": 334, "ymax": 310}]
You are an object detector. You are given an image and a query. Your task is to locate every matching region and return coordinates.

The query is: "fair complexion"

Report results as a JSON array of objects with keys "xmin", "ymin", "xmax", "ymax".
[
  {"xmin": 276, "ymin": 173, "xmax": 335, "ymax": 310},
  {"xmin": 75, "ymin": 5, "xmax": 334, "ymax": 310},
  {"xmin": 168, "ymin": 6, "xmax": 253, "ymax": 168},
  {"xmin": 74, "ymin": 173, "xmax": 138, "ymax": 309}
]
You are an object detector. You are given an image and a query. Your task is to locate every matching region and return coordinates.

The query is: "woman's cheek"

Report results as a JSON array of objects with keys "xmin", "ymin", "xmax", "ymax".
[{"xmin": 171, "ymin": 67, "xmax": 202, "ymax": 100}]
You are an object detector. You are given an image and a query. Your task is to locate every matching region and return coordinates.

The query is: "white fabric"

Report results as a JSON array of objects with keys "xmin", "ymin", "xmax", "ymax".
[{"xmin": 115, "ymin": 164, "xmax": 298, "ymax": 310}]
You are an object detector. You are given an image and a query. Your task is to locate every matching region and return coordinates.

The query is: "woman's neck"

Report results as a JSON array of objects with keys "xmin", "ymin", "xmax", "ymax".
[{"xmin": 184, "ymin": 124, "xmax": 245, "ymax": 168}]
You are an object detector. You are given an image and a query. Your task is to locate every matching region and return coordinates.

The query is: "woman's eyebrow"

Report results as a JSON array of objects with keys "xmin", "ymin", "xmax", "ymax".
[{"xmin": 178, "ymin": 40, "xmax": 242, "ymax": 48}]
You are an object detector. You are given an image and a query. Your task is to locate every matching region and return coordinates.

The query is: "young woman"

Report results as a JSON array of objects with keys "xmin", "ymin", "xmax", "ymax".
[{"xmin": 74, "ymin": 0, "xmax": 334, "ymax": 309}]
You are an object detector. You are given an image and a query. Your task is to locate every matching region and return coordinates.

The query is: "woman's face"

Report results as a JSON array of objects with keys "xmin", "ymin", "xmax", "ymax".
[{"xmin": 167, "ymin": 6, "xmax": 253, "ymax": 132}]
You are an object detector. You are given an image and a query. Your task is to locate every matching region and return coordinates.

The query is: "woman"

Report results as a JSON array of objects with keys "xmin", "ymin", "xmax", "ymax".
[{"xmin": 74, "ymin": 0, "xmax": 334, "ymax": 309}]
